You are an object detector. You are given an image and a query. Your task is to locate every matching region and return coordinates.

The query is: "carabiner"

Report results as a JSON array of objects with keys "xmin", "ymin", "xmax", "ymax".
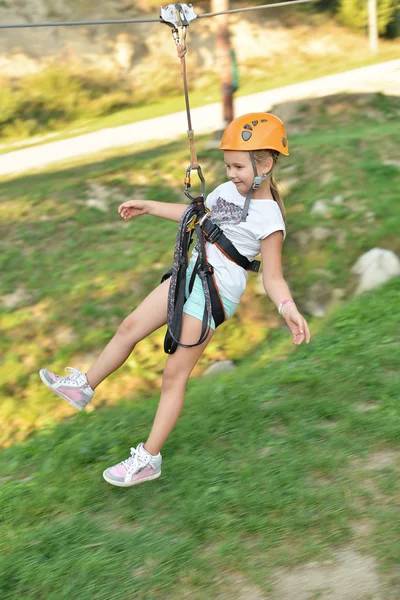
[{"xmin": 184, "ymin": 163, "xmax": 206, "ymax": 202}]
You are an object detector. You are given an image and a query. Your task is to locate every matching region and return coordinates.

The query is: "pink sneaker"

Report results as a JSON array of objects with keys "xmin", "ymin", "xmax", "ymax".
[
  {"xmin": 103, "ymin": 443, "xmax": 162, "ymax": 487},
  {"xmin": 39, "ymin": 366, "xmax": 94, "ymax": 411}
]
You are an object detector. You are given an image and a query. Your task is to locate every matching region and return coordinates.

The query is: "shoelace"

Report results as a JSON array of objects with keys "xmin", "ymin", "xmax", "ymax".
[
  {"xmin": 64, "ymin": 366, "xmax": 81, "ymax": 378},
  {"xmin": 123, "ymin": 447, "xmax": 150, "ymax": 476},
  {"xmin": 64, "ymin": 366, "xmax": 86, "ymax": 384}
]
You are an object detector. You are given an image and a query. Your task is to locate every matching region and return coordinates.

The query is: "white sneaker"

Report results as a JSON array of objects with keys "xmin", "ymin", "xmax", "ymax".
[
  {"xmin": 103, "ymin": 443, "xmax": 162, "ymax": 487},
  {"xmin": 39, "ymin": 366, "xmax": 95, "ymax": 411}
]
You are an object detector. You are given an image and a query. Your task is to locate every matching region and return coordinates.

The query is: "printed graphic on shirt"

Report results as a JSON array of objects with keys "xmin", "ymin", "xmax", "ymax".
[
  {"xmin": 211, "ymin": 196, "xmax": 243, "ymax": 226},
  {"xmin": 194, "ymin": 195, "xmax": 243, "ymax": 254}
]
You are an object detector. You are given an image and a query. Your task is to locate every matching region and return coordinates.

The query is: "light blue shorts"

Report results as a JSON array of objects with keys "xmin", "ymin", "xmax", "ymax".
[{"xmin": 183, "ymin": 259, "xmax": 239, "ymax": 330}]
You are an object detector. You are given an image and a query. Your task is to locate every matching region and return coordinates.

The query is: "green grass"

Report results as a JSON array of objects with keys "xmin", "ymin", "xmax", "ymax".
[
  {"xmin": 0, "ymin": 278, "xmax": 399, "ymax": 599},
  {"xmin": 0, "ymin": 93, "xmax": 400, "ymax": 598}
]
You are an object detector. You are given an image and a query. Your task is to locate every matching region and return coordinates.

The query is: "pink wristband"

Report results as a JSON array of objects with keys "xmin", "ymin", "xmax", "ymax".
[{"xmin": 278, "ymin": 299, "xmax": 294, "ymax": 315}]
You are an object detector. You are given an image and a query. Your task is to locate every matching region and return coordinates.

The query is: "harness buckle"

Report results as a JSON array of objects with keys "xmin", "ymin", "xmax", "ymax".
[{"xmin": 203, "ymin": 222, "xmax": 223, "ymax": 244}]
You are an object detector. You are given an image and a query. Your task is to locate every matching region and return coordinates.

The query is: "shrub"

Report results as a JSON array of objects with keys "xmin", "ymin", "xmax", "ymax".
[
  {"xmin": 0, "ymin": 67, "xmax": 140, "ymax": 140},
  {"xmin": 338, "ymin": 0, "xmax": 398, "ymax": 35}
]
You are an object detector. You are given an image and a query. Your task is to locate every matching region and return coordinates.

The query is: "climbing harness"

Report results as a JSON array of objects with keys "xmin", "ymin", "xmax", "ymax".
[
  {"xmin": 161, "ymin": 191, "xmax": 262, "ymax": 354},
  {"xmin": 159, "ymin": 5, "xmax": 261, "ymax": 354}
]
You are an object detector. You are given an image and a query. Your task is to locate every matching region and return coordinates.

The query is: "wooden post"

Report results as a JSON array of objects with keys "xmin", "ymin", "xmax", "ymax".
[
  {"xmin": 368, "ymin": 0, "xmax": 378, "ymax": 53},
  {"xmin": 212, "ymin": 0, "xmax": 234, "ymax": 126}
]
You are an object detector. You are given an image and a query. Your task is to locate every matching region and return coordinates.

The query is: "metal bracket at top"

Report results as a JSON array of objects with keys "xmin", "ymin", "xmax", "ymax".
[{"xmin": 160, "ymin": 4, "xmax": 197, "ymax": 27}]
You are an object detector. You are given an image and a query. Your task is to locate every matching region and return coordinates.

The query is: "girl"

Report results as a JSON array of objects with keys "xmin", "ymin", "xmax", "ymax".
[{"xmin": 39, "ymin": 112, "xmax": 310, "ymax": 488}]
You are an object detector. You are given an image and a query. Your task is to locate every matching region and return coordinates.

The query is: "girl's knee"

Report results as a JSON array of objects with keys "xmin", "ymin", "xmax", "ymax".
[
  {"xmin": 162, "ymin": 363, "xmax": 190, "ymax": 390},
  {"xmin": 117, "ymin": 313, "xmax": 139, "ymax": 339}
]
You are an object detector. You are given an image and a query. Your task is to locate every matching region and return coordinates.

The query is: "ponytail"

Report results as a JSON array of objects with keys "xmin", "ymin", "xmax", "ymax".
[
  {"xmin": 270, "ymin": 174, "xmax": 286, "ymax": 223},
  {"xmin": 253, "ymin": 150, "xmax": 286, "ymax": 224}
]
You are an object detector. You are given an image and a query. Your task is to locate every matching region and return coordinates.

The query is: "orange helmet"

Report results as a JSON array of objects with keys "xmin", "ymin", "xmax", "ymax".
[{"xmin": 220, "ymin": 112, "xmax": 289, "ymax": 155}]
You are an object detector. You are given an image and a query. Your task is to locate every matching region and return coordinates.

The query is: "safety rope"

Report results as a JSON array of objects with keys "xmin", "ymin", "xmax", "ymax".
[
  {"xmin": 0, "ymin": 0, "xmax": 318, "ymax": 29},
  {"xmin": 160, "ymin": 5, "xmax": 206, "ymax": 201},
  {"xmin": 170, "ymin": 23, "xmax": 199, "ymax": 171}
]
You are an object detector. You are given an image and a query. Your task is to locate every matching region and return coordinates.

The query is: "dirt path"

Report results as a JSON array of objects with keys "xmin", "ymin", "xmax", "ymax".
[{"xmin": 0, "ymin": 59, "xmax": 399, "ymax": 177}]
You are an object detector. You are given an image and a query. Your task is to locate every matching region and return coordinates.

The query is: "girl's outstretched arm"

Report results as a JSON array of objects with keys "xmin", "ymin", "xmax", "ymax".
[
  {"xmin": 260, "ymin": 231, "xmax": 310, "ymax": 345},
  {"xmin": 118, "ymin": 200, "xmax": 187, "ymax": 223}
]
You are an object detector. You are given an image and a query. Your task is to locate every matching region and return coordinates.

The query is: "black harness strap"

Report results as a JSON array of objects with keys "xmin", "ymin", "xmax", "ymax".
[
  {"xmin": 200, "ymin": 218, "xmax": 260, "ymax": 273},
  {"xmin": 194, "ymin": 221, "xmax": 226, "ymax": 328},
  {"xmin": 162, "ymin": 196, "xmax": 260, "ymax": 355}
]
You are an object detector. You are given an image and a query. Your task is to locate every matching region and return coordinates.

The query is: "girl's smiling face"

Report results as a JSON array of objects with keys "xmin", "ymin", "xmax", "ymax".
[
  {"xmin": 223, "ymin": 150, "xmax": 273, "ymax": 197},
  {"xmin": 224, "ymin": 150, "xmax": 253, "ymax": 195}
]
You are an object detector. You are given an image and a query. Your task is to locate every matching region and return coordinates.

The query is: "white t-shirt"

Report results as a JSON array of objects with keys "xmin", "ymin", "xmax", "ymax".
[{"xmin": 191, "ymin": 181, "xmax": 286, "ymax": 303}]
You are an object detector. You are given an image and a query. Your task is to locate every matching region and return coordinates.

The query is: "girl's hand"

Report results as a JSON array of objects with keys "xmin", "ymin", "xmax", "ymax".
[
  {"xmin": 281, "ymin": 304, "xmax": 311, "ymax": 345},
  {"xmin": 118, "ymin": 200, "xmax": 147, "ymax": 221}
]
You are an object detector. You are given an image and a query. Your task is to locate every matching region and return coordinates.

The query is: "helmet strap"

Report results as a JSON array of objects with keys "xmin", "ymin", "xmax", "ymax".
[
  {"xmin": 241, "ymin": 151, "xmax": 273, "ymax": 222},
  {"xmin": 241, "ymin": 188, "xmax": 253, "ymax": 223}
]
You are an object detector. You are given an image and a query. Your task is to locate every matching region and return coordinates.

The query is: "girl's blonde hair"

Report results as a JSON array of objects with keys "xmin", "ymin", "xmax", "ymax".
[{"xmin": 253, "ymin": 149, "xmax": 286, "ymax": 223}]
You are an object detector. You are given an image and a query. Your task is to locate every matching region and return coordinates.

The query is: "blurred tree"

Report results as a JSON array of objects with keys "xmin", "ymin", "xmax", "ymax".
[
  {"xmin": 317, "ymin": 0, "xmax": 340, "ymax": 10},
  {"xmin": 212, "ymin": 0, "xmax": 234, "ymax": 125},
  {"xmin": 338, "ymin": 0, "xmax": 398, "ymax": 34},
  {"xmin": 386, "ymin": 7, "xmax": 400, "ymax": 36}
]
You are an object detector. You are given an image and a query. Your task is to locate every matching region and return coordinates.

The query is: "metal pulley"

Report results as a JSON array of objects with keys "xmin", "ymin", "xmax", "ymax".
[{"xmin": 160, "ymin": 4, "xmax": 197, "ymax": 27}]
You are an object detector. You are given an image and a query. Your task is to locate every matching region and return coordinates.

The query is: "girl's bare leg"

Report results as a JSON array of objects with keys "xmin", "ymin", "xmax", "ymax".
[
  {"xmin": 144, "ymin": 314, "xmax": 214, "ymax": 456},
  {"xmin": 86, "ymin": 279, "xmax": 170, "ymax": 389}
]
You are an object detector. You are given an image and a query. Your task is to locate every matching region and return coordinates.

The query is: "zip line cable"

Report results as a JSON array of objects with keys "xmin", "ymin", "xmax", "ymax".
[
  {"xmin": 0, "ymin": 0, "xmax": 317, "ymax": 30},
  {"xmin": 198, "ymin": 0, "xmax": 318, "ymax": 19},
  {"xmin": 0, "ymin": 17, "xmax": 159, "ymax": 30}
]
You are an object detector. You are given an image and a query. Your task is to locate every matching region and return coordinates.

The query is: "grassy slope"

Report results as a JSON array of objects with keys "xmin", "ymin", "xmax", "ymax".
[
  {"xmin": 1, "ymin": 93, "xmax": 399, "ymax": 447},
  {"xmin": 0, "ymin": 93, "xmax": 399, "ymax": 598},
  {"xmin": 0, "ymin": 278, "xmax": 399, "ymax": 599}
]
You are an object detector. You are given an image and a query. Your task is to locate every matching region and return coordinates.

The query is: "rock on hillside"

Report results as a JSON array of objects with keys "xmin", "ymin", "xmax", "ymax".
[{"xmin": 352, "ymin": 249, "xmax": 400, "ymax": 295}]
